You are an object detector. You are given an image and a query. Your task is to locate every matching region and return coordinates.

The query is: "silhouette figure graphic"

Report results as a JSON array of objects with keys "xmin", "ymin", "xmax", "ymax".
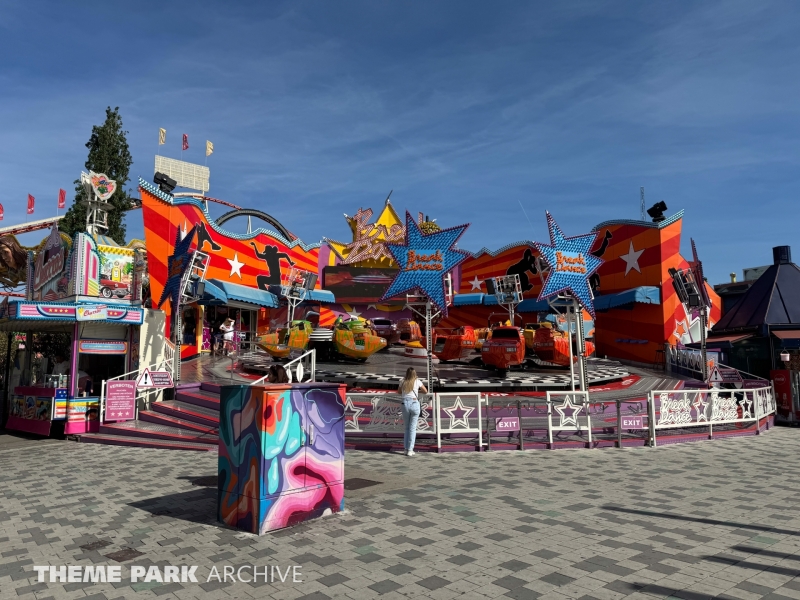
[
  {"xmin": 506, "ymin": 248, "xmax": 539, "ymax": 292},
  {"xmin": 589, "ymin": 229, "xmax": 612, "ymax": 291},
  {"xmin": 197, "ymin": 222, "xmax": 221, "ymax": 251},
  {"xmin": 250, "ymin": 241, "xmax": 294, "ymax": 290}
]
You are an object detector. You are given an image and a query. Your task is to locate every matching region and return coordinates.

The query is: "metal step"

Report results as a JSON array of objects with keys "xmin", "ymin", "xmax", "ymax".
[
  {"xmin": 175, "ymin": 389, "xmax": 221, "ymax": 410},
  {"xmin": 310, "ymin": 328, "xmax": 334, "ymax": 341},
  {"xmin": 99, "ymin": 421, "xmax": 219, "ymax": 445},
  {"xmin": 151, "ymin": 400, "xmax": 220, "ymax": 427},
  {"xmin": 78, "ymin": 433, "xmax": 216, "ymax": 452},
  {"xmin": 138, "ymin": 410, "xmax": 219, "ymax": 434}
]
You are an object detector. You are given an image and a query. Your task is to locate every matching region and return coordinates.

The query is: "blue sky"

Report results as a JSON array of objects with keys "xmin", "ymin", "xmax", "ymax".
[{"xmin": 1, "ymin": 1, "xmax": 798, "ymax": 284}]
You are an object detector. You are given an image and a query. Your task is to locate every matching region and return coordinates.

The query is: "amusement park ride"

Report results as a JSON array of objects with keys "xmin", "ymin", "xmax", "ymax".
[
  {"xmin": 430, "ymin": 271, "xmax": 596, "ymax": 379},
  {"xmin": 255, "ymin": 266, "xmax": 388, "ymax": 362}
]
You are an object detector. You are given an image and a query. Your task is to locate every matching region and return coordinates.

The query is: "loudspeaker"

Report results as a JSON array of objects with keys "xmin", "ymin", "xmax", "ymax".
[
  {"xmin": 304, "ymin": 274, "xmax": 318, "ymax": 291},
  {"xmin": 485, "ymin": 279, "xmax": 496, "ymax": 295}
]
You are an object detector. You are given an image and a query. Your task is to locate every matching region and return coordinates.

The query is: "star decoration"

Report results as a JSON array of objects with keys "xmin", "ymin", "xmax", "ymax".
[
  {"xmin": 534, "ymin": 213, "xmax": 603, "ymax": 318},
  {"xmin": 620, "ymin": 241, "xmax": 644, "ymax": 276},
  {"xmin": 693, "ymin": 394, "xmax": 708, "ymax": 421},
  {"xmin": 179, "ymin": 220, "xmax": 189, "ymax": 240},
  {"xmin": 740, "ymin": 398, "xmax": 753, "ymax": 419},
  {"xmin": 554, "ymin": 395, "xmax": 582, "ymax": 427},
  {"xmin": 470, "ymin": 276, "xmax": 482, "ymax": 291},
  {"xmin": 674, "ymin": 319, "xmax": 688, "ymax": 339},
  {"xmin": 227, "ymin": 253, "xmax": 244, "ymax": 279},
  {"xmin": 157, "ymin": 225, "xmax": 197, "ymax": 308},
  {"xmin": 442, "ymin": 396, "xmax": 474, "ymax": 429},
  {"xmin": 348, "ymin": 308, "xmax": 362, "ymax": 319},
  {"xmin": 367, "ymin": 304, "xmax": 377, "ymax": 310},
  {"xmin": 344, "ymin": 397, "xmax": 364, "ymax": 431},
  {"xmin": 381, "ymin": 212, "xmax": 470, "ymax": 315}
]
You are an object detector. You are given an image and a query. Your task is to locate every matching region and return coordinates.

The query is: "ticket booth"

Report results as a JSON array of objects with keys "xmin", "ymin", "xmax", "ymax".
[{"xmin": 1, "ymin": 229, "xmax": 145, "ymax": 436}]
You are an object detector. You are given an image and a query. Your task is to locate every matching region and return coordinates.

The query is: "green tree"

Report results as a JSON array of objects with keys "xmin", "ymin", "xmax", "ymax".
[{"xmin": 60, "ymin": 107, "xmax": 133, "ymax": 244}]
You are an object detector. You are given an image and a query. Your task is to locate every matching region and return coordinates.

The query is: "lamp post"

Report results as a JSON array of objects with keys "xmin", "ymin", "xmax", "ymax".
[{"xmin": 700, "ymin": 304, "xmax": 708, "ymax": 382}]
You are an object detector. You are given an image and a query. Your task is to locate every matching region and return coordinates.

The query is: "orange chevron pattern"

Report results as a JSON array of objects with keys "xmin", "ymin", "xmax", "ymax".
[
  {"xmin": 442, "ymin": 216, "xmax": 720, "ymax": 364},
  {"xmin": 458, "ymin": 244, "xmax": 543, "ymax": 296},
  {"xmin": 141, "ymin": 186, "xmax": 321, "ymax": 336}
]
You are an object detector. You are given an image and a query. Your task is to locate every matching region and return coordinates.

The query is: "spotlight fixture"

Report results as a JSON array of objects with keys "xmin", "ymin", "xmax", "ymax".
[
  {"xmin": 154, "ymin": 171, "xmax": 177, "ymax": 194},
  {"xmin": 646, "ymin": 201, "xmax": 668, "ymax": 223}
]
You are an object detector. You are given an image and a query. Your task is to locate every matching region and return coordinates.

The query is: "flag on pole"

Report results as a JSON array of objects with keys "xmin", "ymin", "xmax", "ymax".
[
  {"xmin": 27, "ymin": 194, "xmax": 35, "ymax": 215},
  {"xmin": 58, "ymin": 188, "xmax": 66, "ymax": 209},
  {"xmin": 182, "ymin": 134, "xmax": 189, "ymax": 151},
  {"xmin": 0, "ymin": 204, "xmax": 4, "ymax": 221},
  {"xmin": 206, "ymin": 140, "xmax": 214, "ymax": 156},
  {"xmin": 158, "ymin": 128, "xmax": 166, "ymax": 145}
]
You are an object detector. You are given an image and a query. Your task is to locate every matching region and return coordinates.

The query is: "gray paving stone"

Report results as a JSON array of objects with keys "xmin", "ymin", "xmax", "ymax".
[
  {"xmin": 416, "ymin": 575, "xmax": 450, "ymax": 590},
  {"xmin": 2, "ymin": 428, "xmax": 800, "ymax": 600}
]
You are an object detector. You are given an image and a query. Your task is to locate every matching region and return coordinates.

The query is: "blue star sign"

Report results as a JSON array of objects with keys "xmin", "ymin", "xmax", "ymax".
[
  {"xmin": 157, "ymin": 225, "xmax": 197, "ymax": 309},
  {"xmin": 534, "ymin": 212, "xmax": 604, "ymax": 318},
  {"xmin": 381, "ymin": 212, "xmax": 470, "ymax": 315}
]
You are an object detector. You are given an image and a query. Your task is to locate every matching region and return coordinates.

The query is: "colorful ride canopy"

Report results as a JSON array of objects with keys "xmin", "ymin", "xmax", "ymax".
[{"xmin": 139, "ymin": 179, "xmax": 322, "ymax": 319}]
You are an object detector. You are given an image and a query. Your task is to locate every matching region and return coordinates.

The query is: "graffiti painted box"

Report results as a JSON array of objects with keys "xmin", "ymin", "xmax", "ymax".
[{"xmin": 217, "ymin": 382, "xmax": 346, "ymax": 534}]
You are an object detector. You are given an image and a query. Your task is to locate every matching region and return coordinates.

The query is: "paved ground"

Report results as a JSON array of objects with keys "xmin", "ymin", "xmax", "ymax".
[{"xmin": 1, "ymin": 428, "xmax": 800, "ymax": 600}]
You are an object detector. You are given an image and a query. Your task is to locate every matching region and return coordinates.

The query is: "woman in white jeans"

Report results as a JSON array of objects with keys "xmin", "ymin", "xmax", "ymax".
[{"xmin": 398, "ymin": 367, "xmax": 428, "ymax": 457}]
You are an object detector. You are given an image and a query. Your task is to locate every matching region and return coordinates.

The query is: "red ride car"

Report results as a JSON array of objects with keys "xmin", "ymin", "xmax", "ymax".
[
  {"xmin": 433, "ymin": 326, "xmax": 477, "ymax": 362},
  {"xmin": 481, "ymin": 326, "xmax": 526, "ymax": 375},
  {"xmin": 397, "ymin": 318, "xmax": 422, "ymax": 344}
]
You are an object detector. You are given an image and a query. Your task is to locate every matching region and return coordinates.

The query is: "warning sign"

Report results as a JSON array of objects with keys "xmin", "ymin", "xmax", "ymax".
[
  {"xmin": 709, "ymin": 366, "xmax": 742, "ymax": 384},
  {"xmin": 136, "ymin": 368, "xmax": 173, "ymax": 389}
]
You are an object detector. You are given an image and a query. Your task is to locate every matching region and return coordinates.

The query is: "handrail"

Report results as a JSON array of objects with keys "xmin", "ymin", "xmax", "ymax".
[
  {"xmin": 717, "ymin": 362, "xmax": 767, "ymax": 381},
  {"xmin": 251, "ymin": 349, "xmax": 316, "ymax": 386}
]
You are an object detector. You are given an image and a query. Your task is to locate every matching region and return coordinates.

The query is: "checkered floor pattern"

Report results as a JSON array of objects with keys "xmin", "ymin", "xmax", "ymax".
[{"xmin": 317, "ymin": 363, "xmax": 629, "ymax": 389}]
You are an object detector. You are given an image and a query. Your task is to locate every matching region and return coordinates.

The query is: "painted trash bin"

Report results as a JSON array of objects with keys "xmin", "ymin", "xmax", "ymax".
[{"xmin": 217, "ymin": 382, "xmax": 346, "ymax": 534}]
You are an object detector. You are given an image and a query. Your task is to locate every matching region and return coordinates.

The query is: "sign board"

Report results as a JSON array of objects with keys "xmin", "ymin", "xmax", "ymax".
[
  {"xmin": 52, "ymin": 388, "xmax": 68, "ymax": 420},
  {"xmin": 154, "ymin": 155, "xmax": 210, "ymax": 192},
  {"xmin": 741, "ymin": 379, "xmax": 769, "ymax": 389},
  {"xmin": 32, "ymin": 226, "xmax": 66, "ymax": 293},
  {"xmin": 136, "ymin": 368, "xmax": 173, "ymax": 389},
  {"xmin": 709, "ymin": 366, "xmax": 743, "ymax": 384},
  {"xmin": 76, "ymin": 304, "xmax": 108, "ymax": 322},
  {"xmin": 105, "ymin": 380, "xmax": 137, "ymax": 421},
  {"xmin": 495, "ymin": 416, "xmax": 520, "ymax": 432},
  {"xmin": 534, "ymin": 213, "xmax": 604, "ymax": 319},
  {"xmin": 771, "ymin": 369, "xmax": 792, "ymax": 413},
  {"xmin": 621, "ymin": 416, "xmax": 645, "ymax": 429},
  {"xmin": 381, "ymin": 212, "xmax": 470, "ymax": 315},
  {"xmin": 79, "ymin": 340, "xmax": 128, "ymax": 355}
]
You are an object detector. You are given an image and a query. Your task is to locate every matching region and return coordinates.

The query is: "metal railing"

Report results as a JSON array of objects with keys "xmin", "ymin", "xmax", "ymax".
[
  {"xmin": 546, "ymin": 391, "xmax": 592, "ymax": 445},
  {"xmin": 435, "ymin": 392, "xmax": 484, "ymax": 449},
  {"xmin": 250, "ymin": 349, "xmax": 316, "ymax": 385},
  {"xmin": 648, "ymin": 385, "xmax": 776, "ymax": 447},
  {"xmin": 342, "ymin": 385, "xmax": 777, "ymax": 452},
  {"xmin": 344, "ymin": 392, "xmax": 437, "ymax": 435},
  {"xmin": 342, "ymin": 392, "xmax": 484, "ymax": 449}
]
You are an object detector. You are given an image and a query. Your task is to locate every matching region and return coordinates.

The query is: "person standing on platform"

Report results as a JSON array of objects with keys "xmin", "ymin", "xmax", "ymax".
[
  {"xmin": 219, "ymin": 318, "xmax": 235, "ymax": 355},
  {"xmin": 398, "ymin": 367, "xmax": 427, "ymax": 457}
]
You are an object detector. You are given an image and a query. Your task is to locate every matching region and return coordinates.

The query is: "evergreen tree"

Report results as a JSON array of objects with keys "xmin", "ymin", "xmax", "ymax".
[{"xmin": 60, "ymin": 107, "xmax": 133, "ymax": 244}]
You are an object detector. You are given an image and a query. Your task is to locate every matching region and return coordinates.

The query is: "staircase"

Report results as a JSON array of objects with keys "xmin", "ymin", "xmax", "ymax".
[{"xmin": 78, "ymin": 382, "xmax": 222, "ymax": 451}]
